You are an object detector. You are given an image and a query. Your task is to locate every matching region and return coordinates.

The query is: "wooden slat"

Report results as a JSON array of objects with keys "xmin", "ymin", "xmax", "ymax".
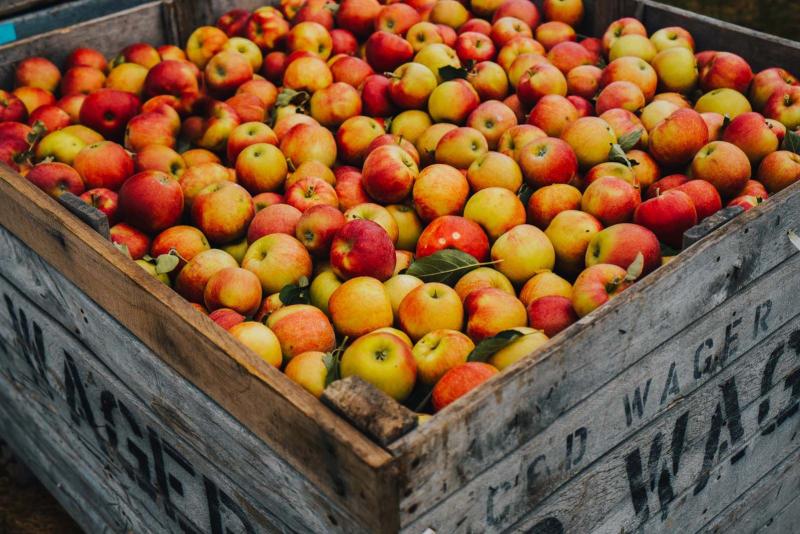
[
  {"xmin": 402, "ymin": 251, "xmax": 800, "ymax": 532},
  {"xmin": 0, "ymin": 226, "xmax": 373, "ymax": 533},
  {"xmin": 0, "ymin": 0, "xmax": 55, "ymax": 18},
  {"xmin": 392, "ymin": 180, "xmax": 800, "ymax": 528},
  {"xmin": 0, "ymin": 165, "xmax": 400, "ymax": 533},
  {"xmin": 0, "ymin": 1, "xmax": 177, "ymax": 89}
]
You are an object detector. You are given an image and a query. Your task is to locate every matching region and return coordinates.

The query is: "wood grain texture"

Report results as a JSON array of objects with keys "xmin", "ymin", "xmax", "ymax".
[
  {"xmin": 0, "ymin": 226, "xmax": 373, "ymax": 533},
  {"xmin": 322, "ymin": 376, "xmax": 418, "ymax": 447},
  {"xmin": 0, "ymin": 165, "xmax": 399, "ymax": 533},
  {"xmin": 393, "ymin": 180, "xmax": 800, "ymax": 528},
  {"xmin": 0, "ymin": 0, "xmax": 55, "ymax": 18},
  {"xmin": 403, "ymin": 252, "xmax": 800, "ymax": 532},
  {"xmin": 58, "ymin": 192, "xmax": 109, "ymax": 239},
  {"xmin": 0, "ymin": 2, "xmax": 176, "ymax": 89}
]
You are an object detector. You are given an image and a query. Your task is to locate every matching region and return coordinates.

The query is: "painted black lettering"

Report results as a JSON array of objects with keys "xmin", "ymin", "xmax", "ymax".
[
  {"xmin": 205, "ymin": 476, "xmax": 255, "ymax": 534},
  {"xmin": 565, "ymin": 428, "xmax": 587, "ymax": 470},
  {"xmin": 659, "ymin": 362, "xmax": 681, "ymax": 405},
  {"xmin": 526, "ymin": 454, "xmax": 548, "ymax": 497},
  {"xmin": 118, "ymin": 400, "xmax": 157, "ymax": 500},
  {"xmin": 721, "ymin": 317, "xmax": 743, "ymax": 365},
  {"xmin": 624, "ymin": 379, "xmax": 652, "ymax": 426},
  {"xmin": 694, "ymin": 338, "xmax": 714, "ymax": 379},
  {"xmin": 757, "ymin": 343, "xmax": 785, "ymax": 435},
  {"xmin": 753, "ymin": 300, "xmax": 772, "ymax": 339},
  {"xmin": 694, "ymin": 377, "xmax": 745, "ymax": 495},
  {"xmin": 524, "ymin": 517, "xmax": 564, "ymax": 534},
  {"xmin": 4, "ymin": 295, "xmax": 51, "ymax": 395}
]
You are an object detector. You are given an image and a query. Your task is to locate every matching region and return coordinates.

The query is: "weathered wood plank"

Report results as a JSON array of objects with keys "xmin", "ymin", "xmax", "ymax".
[
  {"xmin": 0, "ymin": 0, "xmax": 55, "ymax": 18},
  {"xmin": 58, "ymin": 192, "xmax": 109, "ymax": 239},
  {"xmin": 402, "ymin": 251, "xmax": 800, "ymax": 532},
  {"xmin": 701, "ymin": 444, "xmax": 800, "ymax": 533},
  {"xmin": 757, "ymin": 493, "xmax": 800, "ymax": 534},
  {"xmin": 0, "ymin": 2, "xmax": 176, "ymax": 89},
  {"xmin": 0, "ymin": 163, "xmax": 399, "ymax": 533},
  {"xmin": 503, "ymin": 315, "xmax": 800, "ymax": 532},
  {"xmin": 393, "ymin": 180, "xmax": 800, "ymax": 527},
  {"xmin": 0, "ymin": 230, "xmax": 378, "ymax": 533}
]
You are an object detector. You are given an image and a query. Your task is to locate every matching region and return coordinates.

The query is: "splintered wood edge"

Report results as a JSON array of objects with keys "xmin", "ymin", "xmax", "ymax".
[
  {"xmin": 322, "ymin": 377, "xmax": 418, "ymax": 447},
  {"xmin": 683, "ymin": 206, "xmax": 744, "ymax": 248}
]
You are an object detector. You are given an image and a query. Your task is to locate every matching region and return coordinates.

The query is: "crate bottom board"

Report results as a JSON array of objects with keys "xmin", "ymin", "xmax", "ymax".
[{"xmin": 0, "ymin": 225, "xmax": 372, "ymax": 534}]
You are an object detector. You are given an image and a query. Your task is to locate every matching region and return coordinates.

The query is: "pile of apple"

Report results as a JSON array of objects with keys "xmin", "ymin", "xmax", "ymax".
[{"xmin": 1, "ymin": 0, "xmax": 799, "ymax": 415}]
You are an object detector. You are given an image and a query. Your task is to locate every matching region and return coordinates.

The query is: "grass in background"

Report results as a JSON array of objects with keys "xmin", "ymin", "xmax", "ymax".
[{"xmin": 661, "ymin": 0, "xmax": 799, "ymax": 41}]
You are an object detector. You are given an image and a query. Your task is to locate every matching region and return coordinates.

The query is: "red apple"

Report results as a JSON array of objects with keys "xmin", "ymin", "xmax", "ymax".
[
  {"xmin": 362, "ymin": 144, "xmax": 419, "ymax": 204},
  {"xmin": 247, "ymin": 203, "xmax": 303, "ymax": 243},
  {"xmin": 73, "ymin": 141, "xmax": 134, "ymax": 191},
  {"xmin": 527, "ymin": 295, "xmax": 578, "ymax": 337},
  {"xmin": 633, "ymin": 189, "xmax": 698, "ymax": 249},
  {"xmin": 518, "ymin": 136, "xmax": 578, "ymax": 188},
  {"xmin": 699, "ymin": 52, "xmax": 753, "ymax": 94},
  {"xmin": 118, "ymin": 170, "xmax": 183, "ymax": 234},
  {"xmin": 26, "ymin": 162, "xmax": 85, "ymax": 198},
  {"xmin": 330, "ymin": 219, "xmax": 396, "ymax": 281},
  {"xmin": 110, "ymin": 222, "xmax": 151, "ymax": 259},
  {"xmin": 674, "ymin": 180, "xmax": 723, "ymax": 221},
  {"xmin": 416, "ymin": 215, "xmax": 490, "ymax": 261},
  {"xmin": 432, "ymin": 362, "xmax": 498, "ymax": 412},
  {"xmin": 365, "ymin": 31, "xmax": 414, "ymax": 72}
]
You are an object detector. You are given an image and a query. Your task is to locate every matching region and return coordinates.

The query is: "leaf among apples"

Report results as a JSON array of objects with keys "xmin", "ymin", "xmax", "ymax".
[
  {"xmin": 406, "ymin": 249, "xmax": 501, "ymax": 286},
  {"xmin": 279, "ymin": 276, "xmax": 311, "ymax": 305},
  {"xmin": 323, "ymin": 336, "xmax": 348, "ymax": 388},
  {"xmin": 624, "ymin": 252, "xmax": 645, "ymax": 282},
  {"xmin": 438, "ymin": 65, "xmax": 470, "ymax": 82},
  {"xmin": 782, "ymin": 128, "xmax": 800, "ymax": 155},
  {"xmin": 466, "ymin": 329, "xmax": 525, "ymax": 363},
  {"xmin": 608, "ymin": 142, "xmax": 640, "ymax": 169},
  {"xmin": 617, "ymin": 129, "xmax": 643, "ymax": 152}
]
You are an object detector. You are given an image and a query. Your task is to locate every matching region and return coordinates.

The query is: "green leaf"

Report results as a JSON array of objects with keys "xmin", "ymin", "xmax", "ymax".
[
  {"xmin": 788, "ymin": 230, "xmax": 800, "ymax": 252},
  {"xmin": 275, "ymin": 88, "xmax": 310, "ymax": 109},
  {"xmin": 608, "ymin": 143, "xmax": 638, "ymax": 168},
  {"xmin": 517, "ymin": 183, "xmax": 535, "ymax": 205},
  {"xmin": 323, "ymin": 2, "xmax": 339, "ymax": 15},
  {"xmin": 278, "ymin": 276, "xmax": 311, "ymax": 305},
  {"xmin": 323, "ymin": 336, "xmax": 348, "ymax": 387},
  {"xmin": 155, "ymin": 253, "xmax": 180, "ymax": 274},
  {"xmin": 624, "ymin": 252, "xmax": 645, "ymax": 282},
  {"xmin": 782, "ymin": 128, "xmax": 800, "ymax": 155},
  {"xmin": 406, "ymin": 249, "xmax": 500, "ymax": 286},
  {"xmin": 618, "ymin": 129, "xmax": 643, "ymax": 151},
  {"xmin": 113, "ymin": 242, "xmax": 131, "ymax": 259},
  {"xmin": 438, "ymin": 65, "xmax": 469, "ymax": 81},
  {"xmin": 467, "ymin": 329, "xmax": 524, "ymax": 363}
]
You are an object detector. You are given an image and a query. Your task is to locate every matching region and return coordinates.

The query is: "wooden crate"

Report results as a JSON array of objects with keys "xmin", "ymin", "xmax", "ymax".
[{"xmin": 1, "ymin": 1, "xmax": 800, "ymax": 533}]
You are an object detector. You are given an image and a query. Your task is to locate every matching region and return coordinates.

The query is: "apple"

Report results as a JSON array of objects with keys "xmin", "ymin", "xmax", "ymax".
[
  {"xmin": 226, "ymin": 122, "xmax": 277, "ymax": 163},
  {"xmin": 654, "ymin": 92, "xmax": 692, "ymax": 108},
  {"xmin": 252, "ymin": 192, "xmax": 283, "ymax": 211},
  {"xmin": 454, "ymin": 267, "xmax": 515, "ymax": 302},
  {"xmin": 266, "ymin": 304, "xmax": 336, "ymax": 361},
  {"xmin": 178, "ymin": 162, "xmax": 234, "ymax": 209},
  {"xmin": 517, "ymin": 63, "xmax": 568, "ymax": 110},
  {"xmin": 284, "ymin": 177, "xmax": 338, "ymax": 213},
  {"xmin": 428, "ymin": 79, "xmax": 480, "ymax": 125},
  {"xmin": 310, "ymin": 269, "xmax": 342, "ymax": 316},
  {"xmin": 247, "ymin": 204, "xmax": 302, "ymax": 243},
  {"xmin": 673, "ymin": 180, "xmax": 723, "ymax": 221},
  {"xmin": 112, "ymin": 42, "xmax": 161, "ymax": 69},
  {"xmin": 336, "ymin": 0, "xmax": 382, "ymax": 38},
  {"xmin": 273, "ymin": 113, "xmax": 319, "ymax": 142},
  {"xmin": 340, "ymin": 330, "xmax": 416, "ymax": 401},
  {"xmin": 25, "ymin": 162, "xmax": 85, "ymax": 198},
  {"xmin": 344, "ymin": 203, "xmax": 400, "ymax": 243},
  {"xmin": 376, "ymin": 2, "xmax": 420, "ymax": 35},
  {"xmin": 185, "ymin": 26, "xmax": 228, "ymax": 69},
  {"xmin": 280, "ymin": 123, "xmax": 337, "ymax": 168},
  {"xmin": 0, "ymin": 91, "xmax": 28, "ymax": 123},
  {"xmin": 519, "ymin": 270, "xmax": 573, "ymax": 306},
  {"xmin": 497, "ymin": 37, "xmax": 544, "ymax": 73},
  {"xmin": 335, "ymin": 167, "xmax": 371, "ymax": 210},
  {"xmin": 465, "ymin": 100, "xmax": 518, "ymax": 150},
  {"xmin": 534, "ymin": 21, "xmax": 576, "ymax": 51},
  {"xmin": 651, "ymin": 47, "xmax": 698, "ymax": 94},
  {"xmin": 609, "ymin": 34, "xmax": 657, "ymax": 62},
  {"xmin": 406, "ymin": 22, "xmax": 445, "ymax": 52},
  {"xmin": 329, "ymin": 56, "xmax": 373, "ymax": 88},
  {"xmin": 80, "ymin": 188, "xmax": 120, "ymax": 225},
  {"xmin": 203, "ymin": 267, "xmax": 262, "ymax": 316},
  {"xmin": 596, "ymin": 81, "xmax": 646, "ymax": 115},
  {"xmin": 412, "ymin": 329, "xmax": 474, "ymax": 386},
  {"xmin": 364, "ymin": 31, "xmax": 414, "ymax": 73},
  {"xmin": 204, "ymin": 50, "xmax": 254, "ymax": 98},
  {"xmin": 456, "ymin": 31, "xmax": 496, "ymax": 62},
  {"xmin": 645, "ymin": 174, "xmax": 690, "ymax": 199},
  {"xmin": 490, "ymin": 224, "xmax": 555, "ymax": 285},
  {"xmin": 648, "ymin": 108, "xmax": 709, "ymax": 166},
  {"xmin": 585, "ymin": 223, "xmax": 662, "ymax": 275},
  {"xmin": 527, "ymin": 296, "xmax": 577, "ymax": 337},
  {"xmin": 287, "ymin": 160, "xmax": 336, "ymax": 188},
  {"xmin": 117, "ymin": 170, "xmax": 182, "ymax": 234},
  {"xmin": 721, "ymin": 112, "xmax": 779, "ymax": 165},
  {"xmin": 416, "ymin": 215, "xmax": 490, "ymax": 261},
  {"xmin": 601, "ymin": 57, "xmax": 658, "ymax": 102},
  {"xmin": 387, "ymin": 204, "xmax": 423, "ymax": 251},
  {"xmin": 584, "ymin": 162, "xmax": 637, "ymax": 187},
  {"xmin": 545, "ymin": 210, "xmax": 604, "ymax": 275},
  {"xmin": 414, "ymin": 44, "xmax": 461, "ymax": 84},
  {"xmin": 542, "ymin": 0, "xmax": 583, "ymax": 25},
  {"xmin": 464, "ymin": 287, "xmax": 527, "ymax": 341},
  {"xmin": 466, "ymin": 151, "xmax": 523, "ymax": 194},
  {"xmin": 566, "ymin": 64, "xmax": 603, "ymax": 100},
  {"xmin": 295, "ymin": 205, "xmax": 346, "ymax": 256},
  {"xmin": 283, "ymin": 56, "xmax": 333, "ymax": 92},
  {"xmin": 15, "ymin": 57, "xmax": 61, "ymax": 93},
  {"xmin": 175, "ymin": 249, "xmax": 239, "ymax": 303},
  {"xmin": 124, "ymin": 111, "xmax": 178, "ymax": 152},
  {"xmin": 26, "ymin": 104, "xmax": 68, "ymax": 133},
  {"xmin": 699, "ymin": 52, "xmax": 753, "ymax": 93},
  {"xmin": 309, "ymin": 82, "xmax": 362, "ymax": 128},
  {"xmin": 397, "ymin": 282, "xmax": 464, "ymax": 341},
  {"xmin": 209, "ymin": 308, "xmax": 245, "ymax": 331},
  {"xmin": 284, "ymin": 351, "xmax": 330, "ymax": 397},
  {"xmin": 727, "ymin": 195, "xmax": 761, "ymax": 211},
  {"xmin": 750, "ymin": 68, "xmax": 799, "ymax": 111},
  {"xmin": 766, "ymin": 119, "xmax": 787, "ymax": 143},
  {"xmin": 757, "ymin": 151, "xmax": 800, "ymax": 193},
  {"xmin": 150, "ymin": 225, "xmax": 210, "ymax": 270},
  {"xmin": 243, "ymin": 233, "xmax": 313, "ymax": 294},
  {"xmin": 572, "ymin": 263, "xmax": 632, "ymax": 318},
  {"xmin": 650, "ymin": 26, "xmax": 694, "ymax": 51},
  {"xmin": 560, "ymin": 117, "xmax": 617, "ymax": 169},
  {"xmin": 361, "ymin": 74, "xmax": 397, "ymax": 118},
  {"xmin": 527, "ymin": 95, "xmax": 578, "ymax": 138},
  {"xmin": 262, "ymin": 51, "xmax": 288, "ymax": 83},
  {"xmin": 132, "ymin": 145, "xmax": 183, "ymax": 181},
  {"xmin": 694, "ymin": 88, "xmax": 752, "ymax": 119},
  {"xmin": 384, "ymin": 274, "xmax": 424, "ymax": 317},
  {"xmin": 490, "ymin": 17, "xmax": 532, "ymax": 49},
  {"xmin": 690, "ymin": 141, "xmax": 752, "ymax": 198},
  {"xmin": 763, "ymin": 86, "xmax": 800, "ymax": 130},
  {"xmin": 432, "ymin": 361, "xmax": 498, "ymax": 411},
  {"xmin": 70, "ymin": 142, "xmax": 134, "ymax": 193},
  {"xmin": 497, "ymin": 124, "xmax": 547, "ymax": 160},
  {"xmin": 493, "ymin": 0, "xmax": 540, "ymax": 27},
  {"xmin": 527, "ymin": 183, "xmax": 582, "ymax": 229},
  {"xmin": 600, "ymin": 109, "xmax": 648, "ymax": 151},
  {"xmin": 388, "ymin": 110, "xmax": 432, "ymax": 146},
  {"xmin": 464, "ymin": 187, "xmax": 526, "ymax": 241},
  {"xmin": 330, "ymin": 219, "xmax": 396, "ymax": 281},
  {"xmin": 412, "ymin": 164, "xmax": 470, "ymax": 222},
  {"xmin": 415, "ymin": 123, "xmax": 458, "ymax": 167},
  {"xmin": 519, "ymin": 136, "xmax": 578, "ymax": 188},
  {"xmin": 191, "ymin": 181, "xmax": 254, "ymax": 244},
  {"xmin": 547, "ymin": 41, "xmax": 596, "ymax": 75},
  {"xmin": 13, "ymin": 86, "xmax": 56, "ymax": 115},
  {"xmin": 581, "ymin": 176, "xmax": 640, "ymax": 226},
  {"xmin": 434, "ymin": 126, "xmax": 488, "ymax": 169},
  {"xmin": 229, "ymin": 322, "xmax": 283, "ymax": 368},
  {"xmin": 216, "ymin": 8, "xmax": 250, "ymax": 36},
  {"xmin": 467, "ymin": 60, "xmax": 510, "ymax": 101},
  {"xmin": 329, "ymin": 276, "xmax": 394, "ymax": 337},
  {"xmin": 362, "ymin": 144, "xmax": 419, "ymax": 204},
  {"xmin": 633, "ymin": 190, "xmax": 698, "ymax": 249}
]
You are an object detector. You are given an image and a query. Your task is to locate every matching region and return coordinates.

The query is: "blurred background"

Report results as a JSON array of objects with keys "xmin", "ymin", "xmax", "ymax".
[{"xmin": 662, "ymin": 0, "xmax": 798, "ymax": 39}]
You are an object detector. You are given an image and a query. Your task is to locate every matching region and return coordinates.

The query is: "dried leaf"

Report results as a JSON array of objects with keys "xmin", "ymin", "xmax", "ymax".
[
  {"xmin": 788, "ymin": 230, "xmax": 800, "ymax": 252},
  {"xmin": 625, "ymin": 252, "xmax": 645, "ymax": 282},
  {"xmin": 467, "ymin": 329, "xmax": 524, "ymax": 363},
  {"xmin": 406, "ymin": 249, "xmax": 500, "ymax": 286},
  {"xmin": 439, "ymin": 65, "xmax": 469, "ymax": 81}
]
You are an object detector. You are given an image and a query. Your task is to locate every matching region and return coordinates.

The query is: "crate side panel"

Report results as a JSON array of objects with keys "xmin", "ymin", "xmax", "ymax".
[
  {"xmin": 0, "ymin": 229, "xmax": 369, "ymax": 533},
  {"xmin": 394, "ymin": 181, "xmax": 800, "ymax": 525},
  {"xmin": 402, "ymin": 251, "xmax": 800, "ymax": 532}
]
